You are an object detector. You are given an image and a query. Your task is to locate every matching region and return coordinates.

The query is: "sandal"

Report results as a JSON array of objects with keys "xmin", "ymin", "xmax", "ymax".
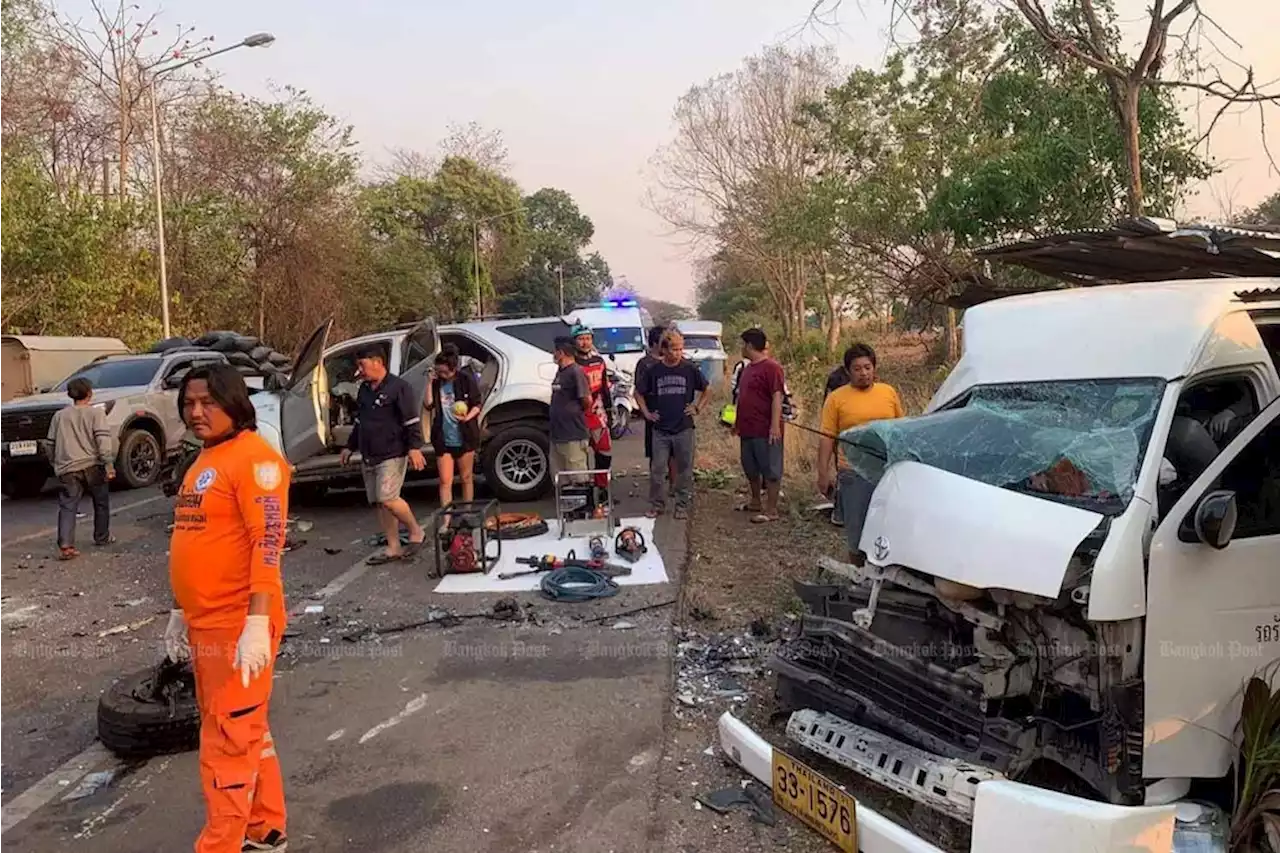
[
  {"xmin": 750, "ymin": 514, "xmax": 778, "ymax": 524},
  {"xmin": 366, "ymin": 551, "xmax": 404, "ymax": 565},
  {"xmin": 93, "ymin": 536, "xmax": 117, "ymax": 547},
  {"xmin": 58, "ymin": 547, "xmax": 80, "ymax": 561},
  {"xmin": 645, "ymin": 508, "xmax": 662, "ymax": 519},
  {"xmin": 736, "ymin": 503, "xmax": 764, "ymax": 513}
]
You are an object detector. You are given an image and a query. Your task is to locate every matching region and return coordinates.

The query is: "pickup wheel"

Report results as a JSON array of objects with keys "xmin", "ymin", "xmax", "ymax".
[
  {"xmin": 116, "ymin": 428, "xmax": 163, "ymax": 490},
  {"xmin": 483, "ymin": 425, "xmax": 551, "ymax": 502}
]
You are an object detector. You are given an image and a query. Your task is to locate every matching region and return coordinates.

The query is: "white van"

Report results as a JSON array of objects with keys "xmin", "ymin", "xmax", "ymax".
[
  {"xmin": 564, "ymin": 299, "xmax": 653, "ymax": 375},
  {"xmin": 674, "ymin": 319, "xmax": 728, "ymax": 386},
  {"xmin": 720, "ymin": 278, "xmax": 1280, "ymax": 853}
]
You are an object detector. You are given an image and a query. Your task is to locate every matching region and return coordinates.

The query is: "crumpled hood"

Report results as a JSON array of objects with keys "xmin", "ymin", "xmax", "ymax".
[{"xmin": 858, "ymin": 461, "xmax": 1105, "ymax": 599}]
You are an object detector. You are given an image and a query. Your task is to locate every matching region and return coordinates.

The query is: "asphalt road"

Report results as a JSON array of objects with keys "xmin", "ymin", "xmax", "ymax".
[{"xmin": 1, "ymin": 429, "xmax": 682, "ymax": 852}]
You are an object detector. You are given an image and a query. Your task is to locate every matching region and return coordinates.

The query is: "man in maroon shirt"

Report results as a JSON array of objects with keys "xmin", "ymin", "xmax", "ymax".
[{"xmin": 733, "ymin": 327, "xmax": 785, "ymax": 522}]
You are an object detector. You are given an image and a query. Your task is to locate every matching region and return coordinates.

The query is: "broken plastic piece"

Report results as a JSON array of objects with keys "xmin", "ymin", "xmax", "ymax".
[{"xmin": 695, "ymin": 782, "xmax": 776, "ymax": 825}]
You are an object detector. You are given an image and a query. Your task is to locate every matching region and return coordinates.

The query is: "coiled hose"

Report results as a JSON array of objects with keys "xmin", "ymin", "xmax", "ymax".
[{"xmin": 539, "ymin": 566, "xmax": 620, "ymax": 602}]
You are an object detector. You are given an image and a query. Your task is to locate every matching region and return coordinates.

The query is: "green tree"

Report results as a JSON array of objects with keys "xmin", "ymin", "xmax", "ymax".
[{"xmin": 498, "ymin": 187, "xmax": 601, "ymax": 315}]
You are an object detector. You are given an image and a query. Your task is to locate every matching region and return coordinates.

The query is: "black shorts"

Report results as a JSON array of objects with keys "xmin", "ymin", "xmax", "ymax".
[{"xmin": 438, "ymin": 445, "xmax": 474, "ymax": 460}]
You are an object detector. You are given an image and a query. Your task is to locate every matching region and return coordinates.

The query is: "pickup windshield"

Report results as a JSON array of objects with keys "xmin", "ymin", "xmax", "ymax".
[
  {"xmin": 592, "ymin": 326, "xmax": 645, "ymax": 355},
  {"xmin": 840, "ymin": 378, "xmax": 1167, "ymax": 514},
  {"xmin": 682, "ymin": 335, "xmax": 724, "ymax": 352},
  {"xmin": 56, "ymin": 358, "xmax": 160, "ymax": 391}
]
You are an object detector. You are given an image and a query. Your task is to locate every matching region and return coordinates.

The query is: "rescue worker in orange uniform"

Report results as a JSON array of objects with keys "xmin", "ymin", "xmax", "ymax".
[{"xmin": 164, "ymin": 363, "xmax": 290, "ymax": 853}]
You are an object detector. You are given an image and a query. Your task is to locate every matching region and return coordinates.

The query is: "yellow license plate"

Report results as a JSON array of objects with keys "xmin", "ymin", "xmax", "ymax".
[{"xmin": 773, "ymin": 749, "xmax": 857, "ymax": 852}]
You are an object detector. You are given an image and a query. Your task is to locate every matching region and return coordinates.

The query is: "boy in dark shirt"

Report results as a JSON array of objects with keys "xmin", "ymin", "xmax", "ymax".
[{"xmin": 637, "ymin": 329, "xmax": 709, "ymax": 519}]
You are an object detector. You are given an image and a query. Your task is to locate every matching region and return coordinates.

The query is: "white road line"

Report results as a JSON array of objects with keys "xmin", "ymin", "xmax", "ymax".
[
  {"xmin": 0, "ymin": 742, "xmax": 112, "ymax": 835},
  {"xmin": 2, "ymin": 494, "xmax": 168, "ymax": 548},
  {"xmin": 358, "ymin": 693, "xmax": 429, "ymax": 744}
]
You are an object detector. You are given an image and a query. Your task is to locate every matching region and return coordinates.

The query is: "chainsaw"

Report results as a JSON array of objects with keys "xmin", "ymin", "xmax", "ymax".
[{"xmin": 498, "ymin": 550, "xmax": 633, "ymax": 581}]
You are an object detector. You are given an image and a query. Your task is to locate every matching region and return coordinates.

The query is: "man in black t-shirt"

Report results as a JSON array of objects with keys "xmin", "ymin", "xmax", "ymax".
[{"xmin": 637, "ymin": 329, "xmax": 709, "ymax": 519}]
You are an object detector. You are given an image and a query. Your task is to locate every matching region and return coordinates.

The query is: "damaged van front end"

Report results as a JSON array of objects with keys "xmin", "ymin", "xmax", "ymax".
[{"xmin": 751, "ymin": 376, "xmax": 1235, "ymax": 852}]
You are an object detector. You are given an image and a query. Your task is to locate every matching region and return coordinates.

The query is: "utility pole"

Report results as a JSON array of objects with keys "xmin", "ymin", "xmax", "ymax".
[
  {"xmin": 556, "ymin": 264, "xmax": 565, "ymax": 314},
  {"xmin": 469, "ymin": 206, "xmax": 526, "ymax": 319}
]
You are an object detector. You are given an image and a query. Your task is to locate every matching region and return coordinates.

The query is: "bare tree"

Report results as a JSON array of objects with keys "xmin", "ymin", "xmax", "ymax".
[
  {"xmin": 649, "ymin": 44, "xmax": 841, "ymax": 338},
  {"xmin": 40, "ymin": 0, "xmax": 209, "ymax": 196},
  {"xmin": 811, "ymin": 0, "xmax": 1280, "ymax": 215},
  {"xmin": 439, "ymin": 120, "xmax": 509, "ymax": 174}
]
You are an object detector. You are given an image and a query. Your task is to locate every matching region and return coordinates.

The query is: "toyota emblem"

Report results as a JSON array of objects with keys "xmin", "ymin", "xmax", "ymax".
[{"xmin": 873, "ymin": 536, "xmax": 890, "ymax": 561}]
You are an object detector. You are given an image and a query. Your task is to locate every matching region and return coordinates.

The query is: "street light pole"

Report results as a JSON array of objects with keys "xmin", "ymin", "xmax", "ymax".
[
  {"xmin": 556, "ymin": 264, "xmax": 564, "ymax": 314},
  {"xmin": 148, "ymin": 32, "xmax": 275, "ymax": 339}
]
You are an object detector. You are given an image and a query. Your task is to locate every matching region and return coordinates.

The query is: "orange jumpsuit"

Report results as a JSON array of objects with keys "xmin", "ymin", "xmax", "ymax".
[{"xmin": 169, "ymin": 429, "xmax": 290, "ymax": 853}]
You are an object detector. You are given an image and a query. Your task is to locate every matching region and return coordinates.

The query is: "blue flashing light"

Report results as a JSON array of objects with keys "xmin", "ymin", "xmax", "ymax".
[{"xmin": 601, "ymin": 298, "xmax": 639, "ymax": 308}]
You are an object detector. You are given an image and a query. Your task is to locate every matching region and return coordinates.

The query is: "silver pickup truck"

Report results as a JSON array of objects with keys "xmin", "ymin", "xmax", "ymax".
[{"xmin": 0, "ymin": 350, "xmax": 232, "ymax": 497}]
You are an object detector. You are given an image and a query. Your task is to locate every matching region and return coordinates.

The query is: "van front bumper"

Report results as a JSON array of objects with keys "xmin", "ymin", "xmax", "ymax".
[{"xmin": 717, "ymin": 711, "xmax": 1179, "ymax": 853}]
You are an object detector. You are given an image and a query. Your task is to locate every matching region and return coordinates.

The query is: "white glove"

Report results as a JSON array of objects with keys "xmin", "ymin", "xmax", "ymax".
[
  {"xmin": 164, "ymin": 609, "xmax": 190, "ymax": 662},
  {"xmin": 234, "ymin": 615, "xmax": 272, "ymax": 688}
]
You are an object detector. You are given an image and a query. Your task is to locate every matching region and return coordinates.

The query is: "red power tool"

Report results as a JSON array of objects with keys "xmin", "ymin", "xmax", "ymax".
[{"xmin": 498, "ymin": 550, "xmax": 632, "ymax": 581}]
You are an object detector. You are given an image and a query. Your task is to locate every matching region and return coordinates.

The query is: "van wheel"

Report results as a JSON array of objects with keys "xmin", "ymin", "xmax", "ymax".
[
  {"xmin": 117, "ymin": 429, "xmax": 163, "ymax": 490},
  {"xmin": 483, "ymin": 425, "xmax": 551, "ymax": 502}
]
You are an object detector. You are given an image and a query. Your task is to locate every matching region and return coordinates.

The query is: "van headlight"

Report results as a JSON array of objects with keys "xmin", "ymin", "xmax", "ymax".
[{"xmin": 1172, "ymin": 801, "xmax": 1227, "ymax": 853}]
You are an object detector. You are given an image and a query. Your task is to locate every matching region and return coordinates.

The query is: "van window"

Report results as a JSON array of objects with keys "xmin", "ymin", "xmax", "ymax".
[
  {"xmin": 593, "ymin": 326, "xmax": 645, "ymax": 355},
  {"xmin": 682, "ymin": 335, "xmax": 723, "ymax": 352},
  {"xmin": 496, "ymin": 320, "xmax": 574, "ymax": 353},
  {"xmin": 1210, "ymin": 416, "xmax": 1280, "ymax": 539}
]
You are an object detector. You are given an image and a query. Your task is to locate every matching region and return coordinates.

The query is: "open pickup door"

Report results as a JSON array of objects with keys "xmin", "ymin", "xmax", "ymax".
[
  {"xmin": 280, "ymin": 318, "xmax": 334, "ymax": 465},
  {"xmin": 399, "ymin": 318, "xmax": 441, "ymax": 434}
]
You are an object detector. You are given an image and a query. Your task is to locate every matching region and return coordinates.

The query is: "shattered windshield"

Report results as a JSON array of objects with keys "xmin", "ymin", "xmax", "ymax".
[{"xmin": 840, "ymin": 378, "xmax": 1167, "ymax": 513}]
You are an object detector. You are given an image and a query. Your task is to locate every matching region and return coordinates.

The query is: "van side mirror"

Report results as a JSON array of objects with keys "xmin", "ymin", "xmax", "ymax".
[
  {"xmin": 608, "ymin": 353, "xmax": 616, "ymax": 362},
  {"xmin": 1184, "ymin": 490, "xmax": 1238, "ymax": 549}
]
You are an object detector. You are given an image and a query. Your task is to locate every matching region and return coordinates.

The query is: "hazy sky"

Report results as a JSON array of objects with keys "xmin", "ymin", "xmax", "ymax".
[{"xmin": 68, "ymin": 0, "xmax": 1280, "ymax": 307}]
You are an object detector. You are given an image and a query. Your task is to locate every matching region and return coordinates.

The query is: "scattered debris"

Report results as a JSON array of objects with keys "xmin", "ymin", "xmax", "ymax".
[
  {"xmin": 323, "ymin": 547, "xmax": 343, "ymax": 555},
  {"xmin": 492, "ymin": 597, "xmax": 521, "ymax": 620},
  {"xmin": 295, "ymin": 520, "xmax": 315, "ymax": 533},
  {"xmin": 304, "ymin": 605, "xmax": 324, "ymax": 615},
  {"xmin": 283, "ymin": 538, "xmax": 306, "ymax": 553},
  {"xmin": 695, "ymin": 782, "xmax": 776, "ymax": 826},
  {"xmin": 96, "ymin": 615, "xmax": 157, "ymax": 638},
  {"xmin": 61, "ymin": 770, "xmax": 118, "ymax": 802},
  {"xmin": 611, "ymin": 620, "xmax": 637, "ymax": 631},
  {"xmin": 327, "ymin": 729, "xmax": 345, "ymax": 742},
  {"xmin": 113, "ymin": 598, "xmax": 148, "ymax": 608},
  {"xmin": 672, "ymin": 625, "xmax": 777, "ymax": 711}
]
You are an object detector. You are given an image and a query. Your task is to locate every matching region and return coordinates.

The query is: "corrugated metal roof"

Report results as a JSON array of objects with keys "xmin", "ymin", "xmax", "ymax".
[{"xmin": 1, "ymin": 335, "xmax": 130, "ymax": 352}]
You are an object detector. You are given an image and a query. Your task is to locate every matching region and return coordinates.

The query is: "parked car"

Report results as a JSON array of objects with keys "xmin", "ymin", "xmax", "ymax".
[
  {"xmin": 0, "ymin": 349, "xmax": 232, "ymax": 497},
  {"xmin": 724, "ymin": 277, "xmax": 1280, "ymax": 852},
  {"xmin": 252, "ymin": 315, "xmax": 578, "ymax": 503}
]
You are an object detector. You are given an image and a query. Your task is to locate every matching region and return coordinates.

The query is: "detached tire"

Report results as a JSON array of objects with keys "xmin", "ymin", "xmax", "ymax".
[
  {"xmin": 97, "ymin": 660, "xmax": 200, "ymax": 759},
  {"xmin": 482, "ymin": 425, "xmax": 551, "ymax": 503}
]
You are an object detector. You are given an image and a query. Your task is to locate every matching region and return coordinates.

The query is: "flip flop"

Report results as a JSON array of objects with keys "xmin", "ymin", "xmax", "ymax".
[
  {"xmin": 58, "ymin": 547, "xmax": 80, "ymax": 561},
  {"xmin": 366, "ymin": 552, "xmax": 404, "ymax": 565},
  {"xmin": 736, "ymin": 503, "xmax": 764, "ymax": 513},
  {"xmin": 750, "ymin": 514, "xmax": 777, "ymax": 524},
  {"xmin": 645, "ymin": 509, "xmax": 662, "ymax": 519}
]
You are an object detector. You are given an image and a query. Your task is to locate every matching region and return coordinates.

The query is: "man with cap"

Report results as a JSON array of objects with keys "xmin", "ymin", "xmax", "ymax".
[{"xmin": 571, "ymin": 323, "xmax": 613, "ymax": 492}]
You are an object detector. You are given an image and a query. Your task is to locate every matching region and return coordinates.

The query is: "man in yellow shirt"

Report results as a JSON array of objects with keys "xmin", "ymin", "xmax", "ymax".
[{"xmin": 817, "ymin": 344, "xmax": 904, "ymax": 527}]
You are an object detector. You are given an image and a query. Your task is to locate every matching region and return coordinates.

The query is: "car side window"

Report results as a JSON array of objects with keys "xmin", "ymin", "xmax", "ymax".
[
  {"xmin": 402, "ymin": 339, "xmax": 431, "ymax": 373},
  {"xmin": 1195, "ymin": 416, "xmax": 1280, "ymax": 540}
]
